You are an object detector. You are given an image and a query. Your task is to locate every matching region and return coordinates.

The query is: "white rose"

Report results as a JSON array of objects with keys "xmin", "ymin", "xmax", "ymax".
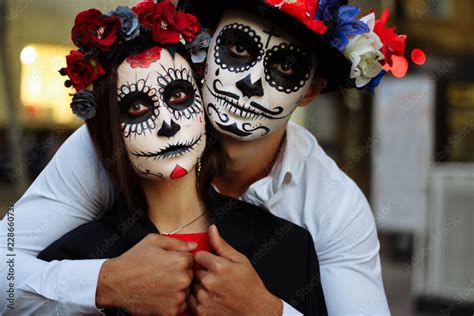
[{"xmin": 343, "ymin": 13, "xmax": 384, "ymax": 88}]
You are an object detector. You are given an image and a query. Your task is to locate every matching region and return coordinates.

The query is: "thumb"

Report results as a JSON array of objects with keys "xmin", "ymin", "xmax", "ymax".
[
  {"xmin": 209, "ymin": 225, "xmax": 244, "ymax": 262},
  {"xmin": 149, "ymin": 234, "xmax": 197, "ymax": 252}
]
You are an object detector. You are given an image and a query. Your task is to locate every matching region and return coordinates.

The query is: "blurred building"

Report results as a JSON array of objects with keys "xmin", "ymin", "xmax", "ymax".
[
  {"xmin": 299, "ymin": 1, "xmax": 474, "ymax": 315},
  {"xmin": 0, "ymin": 0, "xmax": 139, "ymax": 201}
]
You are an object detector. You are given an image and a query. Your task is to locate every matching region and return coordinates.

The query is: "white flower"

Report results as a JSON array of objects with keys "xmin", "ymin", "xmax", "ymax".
[{"xmin": 343, "ymin": 13, "xmax": 385, "ymax": 88}]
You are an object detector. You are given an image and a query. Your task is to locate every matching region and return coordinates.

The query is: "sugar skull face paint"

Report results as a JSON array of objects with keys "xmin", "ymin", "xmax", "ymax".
[
  {"xmin": 118, "ymin": 48, "xmax": 206, "ymax": 180},
  {"xmin": 202, "ymin": 10, "xmax": 317, "ymax": 141}
]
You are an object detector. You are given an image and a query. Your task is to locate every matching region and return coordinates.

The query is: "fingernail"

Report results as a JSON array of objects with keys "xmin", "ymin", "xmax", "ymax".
[{"xmin": 188, "ymin": 242, "xmax": 198, "ymax": 248}]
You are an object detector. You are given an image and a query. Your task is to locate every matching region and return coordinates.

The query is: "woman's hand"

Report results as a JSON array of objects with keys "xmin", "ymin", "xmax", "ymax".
[
  {"xmin": 96, "ymin": 233, "xmax": 197, "ymax": 315},
  {"xmin": 188, "ymin": 225, "xmax": 283, "ymax": 315}
]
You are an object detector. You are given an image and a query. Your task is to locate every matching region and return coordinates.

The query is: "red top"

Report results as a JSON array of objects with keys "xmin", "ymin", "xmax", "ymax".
[
  {"xmin": 165, "ymin": 232, "xmax": 211, "ymax": 256},
  {"xmin": 164, "ymin": 232, "xmax": 212, "ymax": 316}
]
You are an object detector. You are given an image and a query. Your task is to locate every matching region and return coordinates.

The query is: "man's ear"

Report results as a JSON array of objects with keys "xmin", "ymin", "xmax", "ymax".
[{"xmin": 299, "ymin": 76, "xmax": 328, "ymax": 107}]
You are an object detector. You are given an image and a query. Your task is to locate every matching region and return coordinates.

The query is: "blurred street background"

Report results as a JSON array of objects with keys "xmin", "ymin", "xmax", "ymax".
[{"xmin": 0, "ymin": 0, "xmax": 473, "ymax": 315}]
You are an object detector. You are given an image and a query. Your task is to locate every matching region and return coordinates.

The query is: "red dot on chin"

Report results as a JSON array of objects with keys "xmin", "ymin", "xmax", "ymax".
[{"xmin": 170, "ymin": 165, "xmax": 188, "ymax": 180}]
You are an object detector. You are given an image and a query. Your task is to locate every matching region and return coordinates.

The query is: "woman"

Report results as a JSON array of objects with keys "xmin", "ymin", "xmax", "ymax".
[{"xmin": 37, "ymin": 1, "xmax": 327, "ymax": 315}]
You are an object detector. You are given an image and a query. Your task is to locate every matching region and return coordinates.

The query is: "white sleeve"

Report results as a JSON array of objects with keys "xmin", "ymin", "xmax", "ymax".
[
  {"xmin": 317, "ymin": 180, "xmax": 390, "ymax": 316},
  {"xmin": 282, "ymin": 300, "xmax": 302, "ymax": 315},
  {"xmin": 0, "ymin": 125, "xmax": 118, "ymax": 314}
]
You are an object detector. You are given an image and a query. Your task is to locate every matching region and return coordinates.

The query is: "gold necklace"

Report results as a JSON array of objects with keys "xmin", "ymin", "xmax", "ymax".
[{"xmin": 159, "ymin": 210, "xmax": 207, "ymax": 236}]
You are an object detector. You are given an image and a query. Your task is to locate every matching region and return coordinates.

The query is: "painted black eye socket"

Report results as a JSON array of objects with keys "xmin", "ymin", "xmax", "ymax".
[
  {"xmin": 163, "ymin": 80, "xmax": 195, "ymax": 111},
  {"xmin": 214, "ymin": 23, "xmax": 264, "ymax": 73},
  {"xmin": 119, "ymin": 91, "xmax": 156, "ymax": 124},
  {"xmin": 264, "ymin": 43, "xmax": 313, "ymax": 94}
]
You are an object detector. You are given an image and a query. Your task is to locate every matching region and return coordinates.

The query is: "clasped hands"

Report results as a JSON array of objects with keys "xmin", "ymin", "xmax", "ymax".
[{"xmin": 96, "ymin": 225, "xmax": 283, "ymax": 315}]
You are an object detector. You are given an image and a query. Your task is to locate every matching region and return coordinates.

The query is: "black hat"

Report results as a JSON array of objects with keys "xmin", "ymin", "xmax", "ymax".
[
  {"xmin": 182, "ymin": 0, "xmax": 351, "ymax": 93},
  {"xmin": 181, "ymin": 0, "xmax": 408, "ymax": 94}
]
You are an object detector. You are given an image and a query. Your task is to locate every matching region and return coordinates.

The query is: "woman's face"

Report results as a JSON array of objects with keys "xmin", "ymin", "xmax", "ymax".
[{"xmin": 117, "ymin": 48, "xmax": 206, "ymax": 180}]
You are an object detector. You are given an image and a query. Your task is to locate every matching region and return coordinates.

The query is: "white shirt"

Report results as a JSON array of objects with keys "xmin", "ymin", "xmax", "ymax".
[{"xmin": 0, "ymin": 121, "xmax": 390, "ymax": 315}]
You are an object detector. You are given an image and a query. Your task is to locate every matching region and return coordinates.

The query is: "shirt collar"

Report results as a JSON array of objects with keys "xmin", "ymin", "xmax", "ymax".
[
  {"xmin": 245, "ymin": 124, "xmax": 298, "ymax": 198},
  {"xmin": 271, "ymin": 130, "xmax": 296, "ymax": 190}
]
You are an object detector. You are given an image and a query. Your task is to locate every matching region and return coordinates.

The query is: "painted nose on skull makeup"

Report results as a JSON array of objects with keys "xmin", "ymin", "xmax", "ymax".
[
  {"xmin": 236, "ymin": 74, "xmax": 264, "ymax": 98},
  {"xmin": 202, "ymin": 10, "xmax": 317, "ymax": 141},
  {"xmin": 157, "ymin": 119, "xmax": 181, "ymax": 138}
]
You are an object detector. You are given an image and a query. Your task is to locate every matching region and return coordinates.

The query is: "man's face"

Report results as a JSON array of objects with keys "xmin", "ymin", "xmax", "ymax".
[
  {"xmin": 118, "ymin": 48, "xmax": 206, "ymax": 180},
  {"xmin": 202, "ymin": 10, "xmax": 317, "ymax": 141}
]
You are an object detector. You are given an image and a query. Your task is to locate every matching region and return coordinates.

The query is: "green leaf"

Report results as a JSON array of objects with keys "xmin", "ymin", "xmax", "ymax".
[{"xmin": 167, "ymin": 45, "xmax": 177, "ymax": 58}]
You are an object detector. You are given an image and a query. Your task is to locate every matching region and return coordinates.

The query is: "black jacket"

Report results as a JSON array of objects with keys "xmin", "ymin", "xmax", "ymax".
[{"xmin": 38, "ymin": 189, "xmax": 327, "ymax": 315}]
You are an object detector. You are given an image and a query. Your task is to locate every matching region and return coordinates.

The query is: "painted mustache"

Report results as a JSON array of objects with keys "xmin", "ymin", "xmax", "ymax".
[
  {"xmin": 207, "ymin": 80, "xmax": 290, "ymax": 120},
  {"xmin": 132, "ymin": 134, "xmax": 203, "ymax": 160}
]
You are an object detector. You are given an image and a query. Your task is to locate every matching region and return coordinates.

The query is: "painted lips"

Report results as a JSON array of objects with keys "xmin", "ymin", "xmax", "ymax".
[{"xmin": 131, "ymin": 134, "xmax": 203, "ymax": 160}]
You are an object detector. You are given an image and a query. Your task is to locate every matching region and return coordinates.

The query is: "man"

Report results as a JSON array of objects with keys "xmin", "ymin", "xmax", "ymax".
[{"xmin": 1, "ymin": 0, "xmax": 397, "ymax": 314}]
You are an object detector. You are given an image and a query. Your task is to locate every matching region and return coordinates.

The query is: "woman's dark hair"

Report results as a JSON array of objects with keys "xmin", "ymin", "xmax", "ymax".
[{"xmin": 86, "ymin": 35, "xmax": 224, "ymax": 213}]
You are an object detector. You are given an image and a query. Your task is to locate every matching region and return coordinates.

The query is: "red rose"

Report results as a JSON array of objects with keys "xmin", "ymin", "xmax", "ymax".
[
  {"xmin": 132, "ymin": 0, "xmax": 156, "ymax": 28},
  {"xmin": 133, "ymin": 0, "xmax": 200, "ymax": 45},
  {"xmin": 71, "ymin": 8, "xmax": 121, "ymax": 52},
  {"xmin": 151, "ymin": 2, "xmax": 181, "ymax": 45},
  {"xmin": 65, "ymin": 50, "xmax": 106, "ymax": 91},
  {"xmin": 374, "ymin": 9, "xmax": 407, "ymax": 67},
  {"xmin": 153, "ymin": 2, "xmax": 180, "ymax": 44},
  {"xmin": 175, "ymin": 12, "xmax": 200, "ymax": 42}
]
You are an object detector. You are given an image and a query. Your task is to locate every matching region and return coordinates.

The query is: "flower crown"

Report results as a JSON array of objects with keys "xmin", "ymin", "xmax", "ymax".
[
  {"xmin": 263, "ymin": 0, "xmax": 410, "ymax": 94},
  {"xmin": 61, "ymin": 0, "xmax": 210, "ymax": 120}
]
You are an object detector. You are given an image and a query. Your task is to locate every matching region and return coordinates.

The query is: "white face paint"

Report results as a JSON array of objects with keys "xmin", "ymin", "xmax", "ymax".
[
  {"xmin": 202, "ymin": 10, "xmax": 317, "ymax": 141},
  {"xmin": 117, "ymin": 48, "xmax": 206, "ymax": 180}
]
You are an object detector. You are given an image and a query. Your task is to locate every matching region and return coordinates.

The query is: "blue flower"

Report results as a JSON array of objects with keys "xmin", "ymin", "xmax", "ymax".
[
  {"xmin": 361, "ymin": 70, "xmax": 387, "ymax": 96},
  {"xmin": 316, "ymin": 0, "xmax": 341, "ymax": 22},
  {"xmin": 330, "ymin": 6, "xmax": 370, "ymax": 51},
  {"xmin": 185, "ymin": 30, "xmax": 211, "ymax": 64},
  {"xmin": 316, "ymin": 1, "xmax": 370, "ymax": 51},
  {"xmin": 107, "ymin": 6, "xmax": 139, "ymax": 41}
]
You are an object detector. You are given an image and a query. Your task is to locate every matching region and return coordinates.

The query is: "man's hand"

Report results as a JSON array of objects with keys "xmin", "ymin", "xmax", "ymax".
[
  {"xmin": 96, "ymin": 233, "xmax": 197, "ymax": 315},
  {"xmin": 188, "ymin": 225, "xmax": 283, "ymax": 315}
]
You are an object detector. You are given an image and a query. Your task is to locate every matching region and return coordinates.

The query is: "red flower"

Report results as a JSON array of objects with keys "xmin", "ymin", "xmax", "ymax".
[
  {"xmin": 305, "ymin": 19, "xmax": 327, "ymax": 34},
  {"xmin": 151, "ymin": 1, "xmax": 181, "ymax": 44},
  {"xmin": 132, "ymin": 0, "xmax": 200, "ymax": 45},
  {"xmin": 132, "ymin": 0, "xmax": 157, "ymax": 29},
  {"xmin": 264, "ymin": 0, "xmax": 327, "ymax": 35},
  {"xmin": 175, "ymin": 12, "xmax": 200, "ymax": 42},
  {"xmin": 71, "ymin": 9, "xmax": 121, "ymax": 52},
  {"xmin": 373, "ymin": 9, "xmax": 407, "ymax": 67},
  {"xmin": 65, "ymin": 50, "xmax": 106, "ymax": 91},
  {"xmin": 126, "ymin": 47, "xmax": 163, "ymax": 68}
]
